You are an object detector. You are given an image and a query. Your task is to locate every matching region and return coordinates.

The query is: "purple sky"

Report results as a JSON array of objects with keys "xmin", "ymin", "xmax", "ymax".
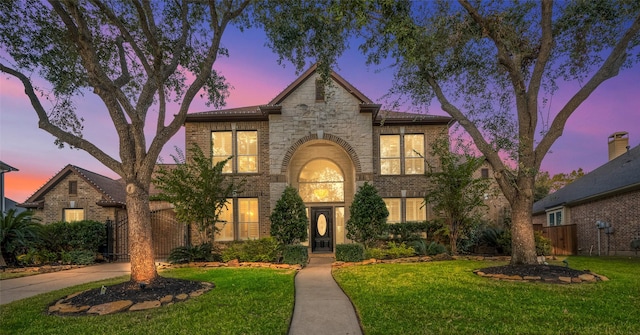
[{"xmin": 1, "ymin": 27, "xmax": 639, "ymax": 203}]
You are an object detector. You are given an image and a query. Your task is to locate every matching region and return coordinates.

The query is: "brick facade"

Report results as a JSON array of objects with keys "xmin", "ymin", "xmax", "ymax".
[{"xmin": 534, "ymin": 189, "xmax": 640, "ymax": 256}]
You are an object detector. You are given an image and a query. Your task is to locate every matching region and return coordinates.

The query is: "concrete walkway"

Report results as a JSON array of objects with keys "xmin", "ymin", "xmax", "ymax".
[
  {"xmin": 288, "ymin": 257, "xmax": 363, "ymax": 335},
  {"xmin": 0, "ymin": 262, "xmax": 130, "ymax": 305}
]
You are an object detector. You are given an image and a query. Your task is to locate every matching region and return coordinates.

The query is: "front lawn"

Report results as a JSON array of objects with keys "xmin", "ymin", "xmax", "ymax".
[
  {"xmin": 0, "ymin": 267, "xmax": 295, "ymax": 335},
  {"xmin": 333, "ymin": 256, "xmax": 640, "ymax": 335}
]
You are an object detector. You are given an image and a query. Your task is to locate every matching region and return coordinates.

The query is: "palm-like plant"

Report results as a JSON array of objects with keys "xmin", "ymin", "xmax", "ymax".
[{"xmin": 1, "ymin": 209, "xmax": 41, "ymax": 266}]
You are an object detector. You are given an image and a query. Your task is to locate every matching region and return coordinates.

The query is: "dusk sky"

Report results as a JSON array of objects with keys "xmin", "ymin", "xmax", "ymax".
[{"xmin": 1, "ymin": 26, "xmax": 639, "ymax": 203}]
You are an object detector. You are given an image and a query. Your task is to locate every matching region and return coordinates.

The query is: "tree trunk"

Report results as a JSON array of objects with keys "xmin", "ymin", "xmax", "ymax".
[
  {"xmin": 510, "ymin": 194, "xmax": 537, "ymax": 265},
  {"xmin": 125, "ymin": 183, "xmax": 157, "ymax": 283}
]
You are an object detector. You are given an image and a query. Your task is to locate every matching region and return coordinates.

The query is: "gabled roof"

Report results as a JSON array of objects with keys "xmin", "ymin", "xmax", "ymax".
[
  {"xmin": 268, "ymin": 63, "xmax": 374, "ymax": 105},
  {"xmin": 185, "ymin": 64, "xmax": 451, "ymax": 124},
  {"xmin": 1, "ymin": 161, "xmax": 18, "ymax": 172},
  {"xmin": 533, "ymin": 144, "xmax": 640, "ymax": 214},
  {"xmin": 20, "ymin": 165, "xmax": 125, "ymax": 208}
]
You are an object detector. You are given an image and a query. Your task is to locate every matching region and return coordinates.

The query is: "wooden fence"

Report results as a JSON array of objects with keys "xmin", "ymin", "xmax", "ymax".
[{"xmin": 534, "ymin": 223, "xmax": 577, "ymax": 255}]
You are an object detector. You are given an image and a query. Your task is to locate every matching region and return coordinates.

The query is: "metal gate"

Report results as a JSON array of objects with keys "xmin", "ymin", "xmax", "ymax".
[{"xmin": 105, "ymin": 209, "xmax": 189, "ymax": 262}]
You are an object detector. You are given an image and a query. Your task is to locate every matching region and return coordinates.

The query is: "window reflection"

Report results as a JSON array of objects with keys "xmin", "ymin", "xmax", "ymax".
[{"xmin": 299, "ymin": 159, "xmax": 344, "ymax": 202}]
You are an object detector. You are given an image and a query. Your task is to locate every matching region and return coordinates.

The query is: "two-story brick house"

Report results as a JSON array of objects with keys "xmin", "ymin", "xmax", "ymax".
[{"xmin": 185, "ymin": 64, "xmax": 452, "ymax": 253}]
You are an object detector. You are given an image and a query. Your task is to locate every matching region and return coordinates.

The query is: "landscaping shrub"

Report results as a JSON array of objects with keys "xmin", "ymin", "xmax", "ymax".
[
  {"xmin": 1, "ymin": 209, "xmax": 41, "ymax": 265},
  {"xmin": 221, "ymin": 237, "xmax": 280, "ymax": 262},
  {"xmin": 385, "ymin": 242, "xmax": 415, "ymax": 258},
  {"xmin": 413, "ymin": 240, "xmax": 448, "ymax": 256},
  {"xmin": 535, "ymin": 231, "xmax": 552, "ymax": 256},
  {"xmin": 282, "ymin": 244, "xmax": 308, "ymax": 266},
  {"xmin": 346, "ymin": 182, "xmax": 389, "ymax": 247},
  {"xmin": 68, "ymin": 250, "xmax": 96, "ymax": 265},
  {"xmin": 364, "ymin": 247, "xmax": 386, "ymax": 259},
  {"xmin": 16, "ymin": 248, "xmax": 57, "ymax": 265},
  {"xmin": 168, "ymin": 243, "xmax": 220, "ymax": 264},
  {"xmin": 40, "ymin": 220, "xmax": 106, "ymax": 253},
  {"xmin": 387, "ymin": 221, "xmax": 429, "ymax": 242},
  {"xmin": 489, "ymin": 228, "xmax": 553, "ymax": 256},
  {"xmin": 270, "ymin": 186, "xmax": 308, "ymax": 245},
  {"xmin": 335, "ymin": 243, "xmax": 365, "ymax": 262}
]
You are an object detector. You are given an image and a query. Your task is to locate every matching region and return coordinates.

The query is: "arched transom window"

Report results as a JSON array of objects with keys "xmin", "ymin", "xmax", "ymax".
[{"xmin": 298, "ymin": 159, "xmax": 344, "ymax": 202}]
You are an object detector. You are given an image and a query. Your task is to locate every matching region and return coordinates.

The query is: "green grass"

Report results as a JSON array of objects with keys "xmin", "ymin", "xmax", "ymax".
[
  {"xmin": 333, "ymin": 256, "xmax": 640, "ymax": 335},
  {"xmin": 0, "ymin": 271, "xmax": 39, "ymax": 280},
  {"xmin": 0, "ymin": 267, "xmax": 295, "ymax": 335}
]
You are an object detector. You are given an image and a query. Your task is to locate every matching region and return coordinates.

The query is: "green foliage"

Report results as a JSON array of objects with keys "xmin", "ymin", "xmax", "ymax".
[
  {"xmin": 282, "ymin": 244, "xmax": 308, "ymax": 266},
  {"xmin": 535, "ymin": 169, "xmax": 585, "ymax": 201},
  {"xmin": 270, "ymin": 186, "xmax": 308, "ymax": 245},
  {"xmin": 68, "ymin": 250, "xmax": 96, "ymax": 265},
  {"xmin": 17, "ymin": 248, "xmax": 57, "ymax": 266},
  {"xmin": 424, "ymin": 138, "xmax": 491, "ymax": 255},
  {"xmin": 335, "ymin": 243, "xmax": 365, "ymax": 262},
  {"xmin": 387, "ymin": 221, "xmax": 429, "ymax": 242},
  {"xmin": 221, "ymin": 237, "xmax": 280, "ymax": 263},
  {"xmin": 535, "ymin": 231, "xmax": 552, "ymax": 256},
  {"xmin": 167, "ymin": 243, "xmax": 220, "ymax": 264},
  {"xmin": 1, "ymin": 209, "xmax": 41, "ymax": 264},
  {"xmin": 40, "ymin": 220, "xmax": 106, "ymax": 253},
  {"xmin": 364, "ymin": 247, "xmax": 386, "ymax": 260},
  {"xmin": 153, "ymin": 144, "xmax": 241, "ymax": 243},
  {"xmin": 346, "ymin": 182, "xmax": 389, "ymax": 247},
  {"xmin": 412, "ymin": 240, "xmax": 448, "ymax": 256},
  {"xmin": 385, "ymin": 242, "xmax": 415, "ymax": 259}
]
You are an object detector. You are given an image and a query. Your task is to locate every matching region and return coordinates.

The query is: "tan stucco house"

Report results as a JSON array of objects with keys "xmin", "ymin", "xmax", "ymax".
[{"xmin": 533, "ymin": 133, "xmax": 640, "ymax": 256}]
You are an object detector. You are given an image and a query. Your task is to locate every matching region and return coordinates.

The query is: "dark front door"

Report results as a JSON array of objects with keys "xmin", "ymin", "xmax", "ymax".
[{"xmin": 311, "ymin": 207, "xmax": 333, "ymax": 253}]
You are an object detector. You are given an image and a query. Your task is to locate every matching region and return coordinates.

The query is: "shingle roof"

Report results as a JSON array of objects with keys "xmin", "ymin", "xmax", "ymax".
[
  {"xmin": 533, "ymin": 145, "xmax": 640, "ymax": 214},
  {"xmin": 20, "ymin": 165, "xmax": 125, "ymax": 208},
  {"xmin": 185, "ymin": 65, "xmax": 451, "ymax": 125}
]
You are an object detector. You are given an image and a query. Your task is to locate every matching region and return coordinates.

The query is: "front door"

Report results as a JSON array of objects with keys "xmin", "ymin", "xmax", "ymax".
[{"xmin": 311, "ymin": 207, "xmax": 332, "ymax": 253}]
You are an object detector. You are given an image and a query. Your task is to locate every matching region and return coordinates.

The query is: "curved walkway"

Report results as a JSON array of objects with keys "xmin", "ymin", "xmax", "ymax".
[{"xmin": 288, "ymin": 257, "xmax": 363, "ymax": 335}]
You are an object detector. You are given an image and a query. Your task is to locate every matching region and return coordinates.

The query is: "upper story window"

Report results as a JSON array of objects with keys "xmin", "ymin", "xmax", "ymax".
[
  {"xmin": 380, "ymin": 134, "xmax": 425, "ymax": 175},
  {"xmin": 212, "ymin": 130, "xmax": 258, "ymax": 174},
  {"xmin": 298, "ymin": 159, "xmax": 344, "ymax": 203},
  {"xmin": 315, "ymin": 78, "xmax": 325, "ymax": 101},
  {"xmin": 69, "ymin": 181, "xmax": 77, "ymax": 195},
  {"xmin": 547, "ymin": 208, "xmax": 564, "ymax": 226}
]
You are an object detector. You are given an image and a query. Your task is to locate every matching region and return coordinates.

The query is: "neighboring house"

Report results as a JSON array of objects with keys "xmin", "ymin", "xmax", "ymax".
[
  {"xmin": 184, "ymin": 64, "xmax": 454, "ymax": 253},
  {"xmin": 1, "ymin": 161, "xmax": 19, "ymax": 214},
  {"xmin": 19, "ymin": 164, "xmax": 127, "ymax": 224},
  {"xmin": 533, "ymin": 133, "xmax": 640, "ymax": 256},
  {"xmin": 475, "ymin": 161, "xmax": 510, "ymax": 226}
]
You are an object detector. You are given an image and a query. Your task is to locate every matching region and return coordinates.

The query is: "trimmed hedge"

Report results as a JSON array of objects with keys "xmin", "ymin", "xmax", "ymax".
[
  {"xmin": 221, "ymin": 237, "xmax": 280, "ymax": 262},
  {"xmin": 336, "ymin": 243, "xmax": 365, "ymax": 262},
  {"xmin": 282, "ymin": 244, "xmax": 308, "ymax": 266}
]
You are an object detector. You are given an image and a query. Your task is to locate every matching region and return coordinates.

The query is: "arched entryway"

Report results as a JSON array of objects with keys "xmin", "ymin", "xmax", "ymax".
[{"xmin": 287, "ymin": 139, "xmax": 356, "ymax": 253}]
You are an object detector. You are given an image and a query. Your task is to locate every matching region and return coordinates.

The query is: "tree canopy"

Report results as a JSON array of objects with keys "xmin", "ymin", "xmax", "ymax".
[{"xmin": 259, "ymin": 0, "xmax": 640, "ymax": 264}]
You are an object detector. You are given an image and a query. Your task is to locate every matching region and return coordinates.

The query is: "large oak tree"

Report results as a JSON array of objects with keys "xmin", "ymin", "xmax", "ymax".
[
  {"xmin": 261, "ymin": 0, "xmax": 640, "ymax": 264},
  {"xmin": 0, "ymin": 0, "xmax": 252, "ymax": 283}
]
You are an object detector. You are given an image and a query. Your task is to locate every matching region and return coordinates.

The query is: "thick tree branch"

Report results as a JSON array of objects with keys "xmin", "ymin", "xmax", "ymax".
[
  {"xmin": 535, "ymin": 12, "xmax": 640, "ymax": 168},
  {"xmin": 421, "ymin": 67, "xmax": 517, "ymax": 201},
  {"xmin": 0, "ymin": 63, "xmax": 122, "ymax": 175}
]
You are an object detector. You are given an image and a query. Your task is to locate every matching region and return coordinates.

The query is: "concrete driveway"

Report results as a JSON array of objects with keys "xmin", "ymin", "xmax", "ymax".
[{"xmin": 0, "ymin": 262, "xmax": 130, "ymax": 305}]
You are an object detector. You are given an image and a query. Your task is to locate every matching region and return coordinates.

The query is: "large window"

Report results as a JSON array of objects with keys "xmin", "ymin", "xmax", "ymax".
[
  {"xmin": 212, "ymin": 130, "xmax": 258, "ymax": 174},
  {"xmin": 384, "ymin": 198, "xmax": 426, "ymax": 223},
  {"xmin": 298, "ymin": 159, "xmax": 344, "ymax": 202},
  {"xmin": 383, "ymin": 198, "xmax": 401, "ymax": 223},
  {"xmin": 380, "ymin": 134, "xmax": 425, "ymax": 175},
  {"xmin": 405, "ymin": 198, "xmax": 426, "ymax": 222},
  {"xmin": 63, "ymin": 209, "xmax": 84, "ymax": 222},
  {"xmin": 214, "ymin": 198, "xmax": 260, "ymax": 241}
]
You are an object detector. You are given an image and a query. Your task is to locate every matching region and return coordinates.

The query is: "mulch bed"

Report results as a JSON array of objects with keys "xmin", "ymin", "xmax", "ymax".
[
  {"xmin": 480, "ymin": 264, "xmax": 589, "ymax": 279},
  {"xmin": 64, "ymin": 277, "xmax": 207, "ymax": 307}
]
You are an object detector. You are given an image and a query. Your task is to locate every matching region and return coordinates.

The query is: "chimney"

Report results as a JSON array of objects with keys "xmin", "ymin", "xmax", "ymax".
[{"xmin": 608, "ymin": 131, "xmax": 629, "ymax": 161}]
